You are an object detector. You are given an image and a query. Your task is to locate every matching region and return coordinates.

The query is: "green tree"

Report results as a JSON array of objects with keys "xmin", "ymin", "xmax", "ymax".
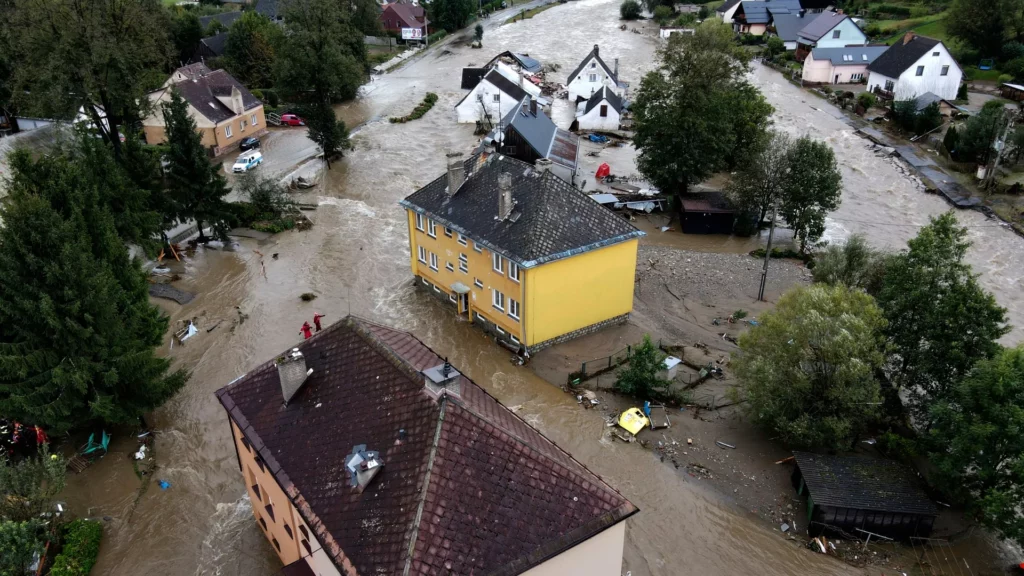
[
  {"xmin": 927, "ymin": 346, "xmax": 1024, "ymax": 545},
  {"xmin": 957, "ymin": 100, "xmax": 1005, "ymax": 164},
  {"xmin": 237, "ymin": 172, "xmax": 294, "ymax": 220},
  {"xmin": 812, "ymin": 234, "xmax": 889, "ymax": 294},
  {"xmin": 474, "ymin": 23, "xmax": 484, "ymax": 43},
  {"xmin": 765, "ymin": 36, "xmax": 785, "ymax": 59},
  {"xmin": 633, "ymin": 20, "xmax": 772, "ymax": 196},
  {"xmin": 735, "ymin": 284, "xmax": 886, "ymax": 450},
  {"xmin": 891, "ymin": 99, "xmax": 919, "ymax": 133},
  {"xmin": 697, "ymin": 4, "xmax": 709, "ymax": 19},
  {"xmin": 205, "ymin": 18, "xmax": 228, "ymax": 36},
  {"xmin": 9, "ymin": 0, "xmax": 171, "ymax": 159},
  {"xmin": 779, "ymin": 137, "xmax": 842, "ymax": 253},
  {"xmin": 943, "ymin": 124, "xmax": 961, "ymax": 156},
  {"xmin": 0, "ymin": 152, "xmax": 188, "ymax": 434},
  {"xmin": 653, "ymin": 5, "xmax": 674, "ymax": 23},
  {"xmin": 429, "ymin": 0, "xmax": 474, "ymax": 32},
  {"xmin": 170, "ymin": 10, "xmax": 203, "ymax": 65},
  {"xmin": 225, "ymin": 11, "xmax": 283, "ymax": 88},
  {"xmin": 0, "ymin": 520, "xmax": 47, "ymax": 576},
  {"xmin": 161, "ymin": 90, "xmax": 234, "ymax": 241},
  {"xmin": 728, "ymin": 130, "xmax": 791, "ymax": 227},
  {"xmin": 0, "ymin": 445, "xmax": 65, "ymax": 522},
  {"xmin": 303, "ymin": 102, "xmax": 351, "ymax": 169},
  {"xmin": 620, "ymin": 0, "xmax": 642, "ymax": 19},
  {"xmin": 675, "ymin": 12, "xmax": 698, "ymax": 26},
  {"xmin": 856, "ymin": 92, "xmax": 876, "ymax": 111},
  {"xmin": 947, "ymin": 0, "xmax": 1006, "ymax": 58},
  {"xmin": 614, "ymin": 335, "xmax": 669, "ymax": 399},
  {"xmin": 278, "ymin": 0, "xmax": 366, "ymax": 102},
  {"xmin": 877, "ymin": 212, "xmax": 1008, "ymax": 427},
  {"xmin": 0, "ymin": 0, "xmax": 16, "ymax": 132}
]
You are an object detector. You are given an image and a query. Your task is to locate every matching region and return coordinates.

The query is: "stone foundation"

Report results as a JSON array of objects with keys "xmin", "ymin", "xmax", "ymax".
[{"xmin": 525, "ymin": 313, "xmax": 630, "ymax": 355}]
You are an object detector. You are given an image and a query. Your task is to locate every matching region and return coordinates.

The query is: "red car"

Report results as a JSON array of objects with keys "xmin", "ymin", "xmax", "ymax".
[{"xmin": 280, "ymin": 113, "xmax": 305, "ymax": 127}]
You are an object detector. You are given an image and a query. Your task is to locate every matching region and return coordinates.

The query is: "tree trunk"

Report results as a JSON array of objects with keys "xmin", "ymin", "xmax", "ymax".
[{"xmin": 196, "ymin": 219, "xmax": 207, "ymax": 242}]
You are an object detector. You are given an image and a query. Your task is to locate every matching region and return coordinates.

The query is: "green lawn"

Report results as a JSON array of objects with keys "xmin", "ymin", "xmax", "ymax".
[
  {"xmin": 517, "ymin": 2, "xmax": 557, "ymax": 19},
  {"xmin": 878, "ymin": 12, "xmax": 950, "ymax": 44},
  {"xmin": 964, "ymin": 66, "xmax": 1005, "ymax": 81}
]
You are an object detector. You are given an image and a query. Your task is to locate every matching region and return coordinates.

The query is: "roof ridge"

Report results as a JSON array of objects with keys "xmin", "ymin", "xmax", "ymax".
[{"xmin": 401, "ymin": 395, "xmax": 448, "ymax": 576}]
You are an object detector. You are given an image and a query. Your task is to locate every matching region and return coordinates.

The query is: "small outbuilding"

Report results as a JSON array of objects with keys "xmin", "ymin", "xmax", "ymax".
[
  {"xmin": 1001, "ymin": 82, "xmax": 1024, "ymax": 102},
  {"xmin": 792, "ymin": 451, "xmax": 939, "ymax": 541},
  {"xmin": 678, "ymin": 192, "xmax": 736, "ymax": 234}
]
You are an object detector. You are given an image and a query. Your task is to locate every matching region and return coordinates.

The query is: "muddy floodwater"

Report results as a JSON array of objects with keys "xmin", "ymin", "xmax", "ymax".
[{"xmin": 53, "ymin": 0, "xmax": 1022, "ymax": 574}]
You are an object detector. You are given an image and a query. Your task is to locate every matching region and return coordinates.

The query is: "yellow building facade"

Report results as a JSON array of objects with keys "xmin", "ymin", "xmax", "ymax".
[{"xmin": 401, "ymin": 154, "xmax": 642, "ymax": 353}]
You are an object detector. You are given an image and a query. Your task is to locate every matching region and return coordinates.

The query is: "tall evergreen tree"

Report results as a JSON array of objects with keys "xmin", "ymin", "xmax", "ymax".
[
  {"xmin": 304, "ymin": 101, "xmax": 350, "ymax": 169},
  {"xmin": 9, "ymin": 0, "xmax": 171, "ymax": 159},
  {"xmin": 225, "ymin": 11, "xmax": 283, "ymax": 88},
  {"xmin": 162, "ymin": 90, "xmax": 235, "ymax": 241},
  {"xmin": 0, "ymin": 151, "xmax": 188, "ymax": 434}
]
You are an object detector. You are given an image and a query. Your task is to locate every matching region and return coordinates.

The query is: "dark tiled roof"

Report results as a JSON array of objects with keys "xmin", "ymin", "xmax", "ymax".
[
  {"xmin": 216, "ymin": 317, "xmax": 637, "ymax": 575},
  {"xmin": 199, "ymin": 10, "xmax": 242, "ymax": 29},
  {"xmin": 772, "ymin": 13, "xmax": 811, "ymax": 42},
  {"xmin": 401, "ymin": 154, "xmax": 643, "ymax": 267},
  {"xmin": 382, "ymin": 2, "xmax": 429, "ymax": 28},
  {"xmin": 798, "ymin": 11, "xmax": 853, "ymax": 41},
  {"xmin": 200, "ymin": 32, "xmax": 229, "ymax": 57},
  {"xmin": 484, "ymin": 68, "xmax": 528, "ymax": 101},
  {"xmin": 679, "ymin": 191, "xmax": 735, "ymax": 214},
  {"xmin": 801, "ymin": 0, "xmax": 834, "ymax": 7},
  {"xmin": 716, "ymin": 0, "xmax": 741, "ymax": 13},
  {"xmin": 567, "ymin": 45, "xmax": 618, "ymax": 86},
  {"xmin": 171, "ymin": 68, "xmax": 261, "ymax": 124},
  {"xmin": 584, "ymin": 86, "xmax": 624, "ymax": 115},
  {"xmin": 911, "ymin": 91, "xmax": 951, "ymax": 111},
  {"xmin": 867, "ymin": 35, "xmax": 942, "ymax": 78},
  {"xmin": 495, "ymin": 96, "xmax": 578, "ymax": 170},
  {"xmin": 735, "ymin": 0, "xmax": 800, "ymax": 24},
  {"xmin": 279, "ymin": 559, "xmax": 315, "ymax": 576},
  {"xmin": 794, "ymin": 452, "xmax": 938, "ymax": 516},
  {"xmin": 461, "ymin": 67, "xmax": 486, "ymax": 90}
]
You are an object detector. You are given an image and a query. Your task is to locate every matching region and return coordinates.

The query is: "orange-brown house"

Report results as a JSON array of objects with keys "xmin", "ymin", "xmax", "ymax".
[
  {"xmin": 143, "ymin": 63, "xmax": 267, "ymax": 157},
  {"xmin": 215, "ymin": 316, "xmax": 637, "ymax": 576},
  {"xmin": 380, "ymin": 2, "xmax": 429, "ymax": 37}
]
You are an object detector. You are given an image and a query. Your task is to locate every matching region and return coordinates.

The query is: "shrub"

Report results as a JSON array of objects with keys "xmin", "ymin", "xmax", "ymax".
[
  {"xmin": 389, "ymin": 92, "xmax": 439, "ymax": 123},
  {"xmin": 300, "ymin": 292, "xmax": 317, "ymax": 301},
  {"xmin": 697, "ymin": 5, "xmax": 709, "ymax": 19},
  {"xmin": 821, "ymin": 86, "xmax": 833, "ymax": 95},
  {"xmin": 1004, "ymin": 41, "xmax": 1024, "ymax": 62},
  {"xmin": 251, "ymin": 89, "xmax": 264, "ymax": 101},
  {"xmin": 863, "ymin": 23, "xmax": 881, "ymax": 38},
  {"xmin": 426, "ymin": 30, "xmax": 446, "ymax": 44},
  {"xmin": 943, "ymin": 124, "xmax": 960, "ymax": 155},
  {"xmin": 1000, "ymin": 73, "xmax": 1015, "ymax": 84},
  {"xmin": 653, "ymin": 5, "xmax": 673, "ymax": 23},
  {"xmin": 620, "ymin": 0, "xmax": 641, "ymax": 20},
  {"xmin": 614, "ymin": 335, "xmax": 669, "ymax": 399},
  {"xmin": 857, "ymin": 91, "xmax": 876, "ymax": 110},
  {"xmin": 956, "ymin": 83, "xmax": 968, "ymax": 100},
  {"xmin": 765, "ymin": 36, "xmax": 784, "ymax": 59},
  {"xmin": 50, "ymin": 519, "xmax": 103, "ymax": 576}
]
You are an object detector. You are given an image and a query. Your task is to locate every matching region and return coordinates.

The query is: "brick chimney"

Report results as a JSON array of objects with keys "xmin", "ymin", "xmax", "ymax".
[
  {"xmin": 497, "ymin": 172, "xmax": 514, "ymax": 221},
  {"xmin": 535, "ymin": 158, "xmax": 553, "ymax": 175},
  {"xmin": 593, "ymin": 44, "xmax": 599, "ymax": 57},
  {"xmin": 446, "ymin": 151, "xmax": 465, "ymax": 195},
  {"xmin": 277, "ymin": 348, "xmax": 312, "ymax": 405},
  {"xmin": 423, "ymin": 357, "xmax": 461, "ymax": 398},
  {"xmin": 903, "ymin": 31, "xmax": 916, "ymax": 45}
]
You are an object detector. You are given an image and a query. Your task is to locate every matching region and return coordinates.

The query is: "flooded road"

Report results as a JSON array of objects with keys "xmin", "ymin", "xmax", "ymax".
[
  {"xmin": 57, "ymin": 2, "xmax": 1019, "ymax": 575},
  {"xmin": 750, "ymin": 65, "xmax": 1024, "ymax": 345}
]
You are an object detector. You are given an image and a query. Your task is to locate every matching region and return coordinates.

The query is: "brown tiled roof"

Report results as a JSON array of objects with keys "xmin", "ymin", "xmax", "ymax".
[
  {"xmin": 216, "ymin": 317, "xmax": 637, "ymax": 575},
  {"xmin": 168, "ymin": 67, "xmax": 261, "ymax": 124}
]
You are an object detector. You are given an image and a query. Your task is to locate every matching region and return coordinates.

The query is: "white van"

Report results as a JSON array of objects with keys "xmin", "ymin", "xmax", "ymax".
[{"xmin": 233, "ymin": 150, "xmax": 264, "ymax": 173}]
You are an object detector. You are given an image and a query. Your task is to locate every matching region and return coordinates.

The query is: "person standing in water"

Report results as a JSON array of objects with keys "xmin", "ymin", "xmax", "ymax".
[
  {"xmin": 313, "ymin": 313, "xmax": 326, "ymax": 332},
  {"xmin": 300, "ymin": 321, "xmax": 313, "ymax": 339}
]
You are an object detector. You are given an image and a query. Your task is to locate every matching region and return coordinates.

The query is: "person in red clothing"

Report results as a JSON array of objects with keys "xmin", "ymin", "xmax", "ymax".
[
  {"xmin": 300, "ymin": 321, "xmax": 313, "ymax": 339},
  {"xmin": 313, "ymin": 313, "xmax": 326, "ymax": 332}
]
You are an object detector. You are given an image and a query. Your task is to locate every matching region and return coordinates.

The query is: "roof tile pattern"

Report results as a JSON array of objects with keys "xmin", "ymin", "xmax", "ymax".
[
  {"xmin": 171, "ymin": 68, "xmax": 261, "ymax": 124},
  {"xmin": 401, "ymin": 154, "xmax": 642, "ymax": 266},
  {"xmin": 794, "ymin": 451, "xmax": 938, "ymax": 515},
  {"xmin": 866, "ymin": 35, "xmax": 942, "ymax": 78},
  {"xmin": 217, "ymin": 317, "xmax": 636, "ymax": 575}
]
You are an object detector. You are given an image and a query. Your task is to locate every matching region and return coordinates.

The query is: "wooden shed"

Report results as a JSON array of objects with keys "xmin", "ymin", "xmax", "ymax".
[
  {"xmin": 792, "ymin": 452, "xmax": 938, "ymax": 541},
  {"xmin": 678, "ymin": 192, "xmax": 736, "ymax": 235},
  {"xmin": 1001, "ymin": 82, "xmax": 1024, "ymax": 102}
]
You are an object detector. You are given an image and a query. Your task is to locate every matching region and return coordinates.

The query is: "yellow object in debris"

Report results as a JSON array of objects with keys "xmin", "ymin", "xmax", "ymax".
[{"xmin": 618, "ymin": 408, "xmax": 650, "ymax": 436}]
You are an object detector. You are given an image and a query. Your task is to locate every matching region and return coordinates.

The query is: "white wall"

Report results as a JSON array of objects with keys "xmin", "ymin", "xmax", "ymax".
[
  {"xmin": 801, "ymin": 53, "xmax": 834, "ymax": 83},
  {"xmin": 520, "ymin": 522, "xmax": 627, "ymax": 576},
  {"xmin": 866, "ymin": 71, "xmax": 897, "ymax": 95},
  {"xmin": 494, "ymin": 62, "xmax": 542, "ymax": 98},
  {"xmin": 784, "ymin": 40, "xmax": 797, "ymax": 50},
  {"xmin": 892, "ymin": 42, "xmax": 962, "ymax": 100},
  {"xmin": 576, "ymin": 101, "xmax": 620, "ymax": 131},
  {"xmin": 814, "ymin": 18, "xmax": 866, "ymax": 48},
  {"xmin": 719, "ymin": 2, "xmax": 739, "ymax": 24},
  {"xmin": 568, "ymin": 56, "xmax": 621, "ymax": 102},
  {"xmin": 456, "ymin": 80, "xmax": 525, "ymax": 124}
]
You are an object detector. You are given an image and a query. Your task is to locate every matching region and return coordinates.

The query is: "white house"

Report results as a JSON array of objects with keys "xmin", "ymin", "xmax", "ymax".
[
  {"xmin": 796, "ymin": 11, "xmax": 867, "ymax": 59},
  {"xmin": 801, "ymin": 45, "xmax": 888, "ymax": 84},
  {"xmin": 566, "ymin": 45, "xmax": 624, "ymax": 103},
  {"xmin": 455, "ymin": 68, "xmax": 532, "ymax": 124},
  {"xmin": 575, "ymin": 87, "xmax": 624, "ymax": 131},
  {"xmin": 866, "ymin": 33, "xmax": 963, "ymax": 101},
  {"xmin": 492, "ymin": 61, "xmax": 542, "ymax": 98},
  {"xmin": 716, "ymin": 0, "xmax": 742, "ymax": 23}
]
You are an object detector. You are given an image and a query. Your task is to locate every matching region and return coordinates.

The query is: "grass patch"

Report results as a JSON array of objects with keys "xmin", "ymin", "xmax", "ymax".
[
  {"xmin": 964, "ymin": 66, "xmax": 1005, "ymax": 81},
  {"xmin": 161, "ymin": 0, "xmax": 180, "ymax": 5},
  {"xmin": 389, "ymin": 92, "xmax": 439, "ymax": 123},
  {"xmin": 517, "ymin": 2, "xmax": 556, "ymax": 19},
  {"xmin": 878, "ymin": 12, "xmax": 949, "ymax": 44}
]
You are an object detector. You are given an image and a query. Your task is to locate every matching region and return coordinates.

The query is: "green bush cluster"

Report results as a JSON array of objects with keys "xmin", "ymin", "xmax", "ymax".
[
  {"xmin": 869, "ymin": 4, "xmax": 910, "ymax": 18},
  {"xmin": 50, "ymin": 520, "xmax": 103, "ymax": 576},
  {"xmin": 252, "ymin": 218, "xmax": 297, "ymax": 234},
  {"xmin": 389, "ymin": 92, "xmax": 439, "ymax": 123},
  {"xmin": 481, "ymin": 0, "xmax": 502, "ymax": 13},
  {"xmin": 620, "ymin": 0, "xmax": 641, "ymax": 20},
  {"xmin": 426, "ymin": 30, "xmax": 447, "ymax": 44}
]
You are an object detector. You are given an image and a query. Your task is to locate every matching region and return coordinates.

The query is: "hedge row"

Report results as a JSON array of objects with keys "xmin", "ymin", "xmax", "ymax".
[
  {"xmin": 389, "ymin": 92, "xmax": 439, "ymax": 123},
  {"xmin": 481, "ymin": 0, "xmax": 502, "ymax": 12},
  {"xmin": 50, "ymin": 520, "xmax": 103, "ymax": 576},
  {"xmin": 427, "ymin": 30, "xmax": 447, "ymax": 44}
]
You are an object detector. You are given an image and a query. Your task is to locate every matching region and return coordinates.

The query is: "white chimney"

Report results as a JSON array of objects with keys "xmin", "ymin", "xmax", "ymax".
[
  {"xmin": 277, "ymin": 348, "xmax": 312, "ymax": 405},
  {"xmin": 497, "ymin": 172, "xmax": 514, "ymax": 221},
  {"xmin": 446, "ymin": 151, "xmax": 465, "ymax": 195}
]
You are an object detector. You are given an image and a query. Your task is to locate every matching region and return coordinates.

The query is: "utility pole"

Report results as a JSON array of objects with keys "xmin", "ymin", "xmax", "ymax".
[
  {"xmin": 985, "ymin": 110, "xmax": 1013, "ymax": 189},
  {"xmin": 757, "ymin": 196, "xmax": 779, "ymax": 302}
]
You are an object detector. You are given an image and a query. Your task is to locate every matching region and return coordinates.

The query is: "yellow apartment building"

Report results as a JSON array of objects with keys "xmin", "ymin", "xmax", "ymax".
[
  {"xmin": 399, "ymin": 153, "xmax": 643, "ymax": 353},
  {"xmin": 215, "ymin": 316, "xmax": 638, "ymax": 575},
  {"xmin": 143, "ymin": 63, "xmax": 268, "ymax": 157}
]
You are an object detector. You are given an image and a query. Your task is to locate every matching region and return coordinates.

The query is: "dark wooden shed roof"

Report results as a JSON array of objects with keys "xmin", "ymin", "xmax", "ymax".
[{"xmin": 794, "ymin": 452, "xmax": 938, "ymax": 516}]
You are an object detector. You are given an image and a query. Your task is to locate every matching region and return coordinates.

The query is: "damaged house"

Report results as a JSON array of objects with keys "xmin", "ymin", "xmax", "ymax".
[
  {"xmin": 455, "ymin": 67, "xmax": 544, "ymax": 125},
  {"xmin": 216, "ymin": 316, "xmax": 638, "ymax": 575},
  {"xmin": 480, "ymin": 95, "xmax": 580, "ymax": 184},
  {"xmin": 566, "ymin": 44, "xmax": 626, "ymax": 103}
]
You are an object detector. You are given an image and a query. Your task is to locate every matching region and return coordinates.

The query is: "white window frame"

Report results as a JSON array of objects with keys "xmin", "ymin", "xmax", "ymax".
[
  {"xmin": 422, "ymin": 278, "xmax": 430, "ymax": 286},
  {"xmin": 492, "ymin": 289, "xmax": 505, "ymax": 311},
  {"xmin": 475, "ymin": 312, "xmax": 486, "ymax": 322},
  {"xmin": 458, "ymin": 253, "xmax": 468, "ymax": 273},
  {"xmin": 510, "ymin": 334, "xmax": 520, "ymax": 344},
  {"xmin": 492, "ymin": 253, "xmax": 504, "ymax": 274},
  {"xmin": 444, "ymin": 227, "xmax": 453, "ymax": 238},
  {"xmin": 508, "ymin": 298, "xmax": 520, "ymax": 321},
  {"xmin": 508, "ymin": 262, "xmax": 520, "ymax": 283},
  {"xmin": 240, "ymin": 119, "xmax": 247, "ymax": 131},
  {"xmin": 473, "ymin": 241, "xmax": 483, "ymax": 253},
  {"xmin": 916, "ymin": 65, "xmax": 924, "ymax": 76},
  {"xmin": 427, "ymin": 219, "xmax": 437, "ymax": 238},
  {"xmin": 832, "ymin": 29, "xmax": 840, "ymax": 39},
  {"xmin": 941, "ymin": 65, "xmax": 949, "ymax": 76},
  {"xmin": 225, "ymin": 124, "xmax": 233, "ymax": 138},
  {"xmin": 433, "ymin": 285, "xmax": 441, "ymax": 293},
  {"xmin": 474, "ymin": 278, "xmax": 483, "ymax": 289},
  {"xmin": 588, "ymin": 73, "xmax": 598, "ymax": 82},
  {"xmin": 429, "ymin": 252, "xmax": 438, "ymax": 271},
  {"xmin": 493, "ymin": 93, "xmax": 500, "ymax": 103},
  {"xmin": 415, "ymin": 213, "xmax": 425, "ymax": 231},
  {"xmin": 449, "ymin": 293, "xmax": 457, "ymax": 303},
  {"xmin": 457, "ymin": 233, "xmax": 467, "ymax": 246},
  {"xmin": 445, "ymin": 262, "xmax": 454, "ymax": 272},
  {"xmin": 496, "ymin": 326, "xmax": 505, "ymax": 335},
  {"xmin": 418, "ymin": 246, "xmax": 427, "ymax": 263},
  {"xmin": 251, "ymin": 113, "xmax": 258, "ymax": 125}
]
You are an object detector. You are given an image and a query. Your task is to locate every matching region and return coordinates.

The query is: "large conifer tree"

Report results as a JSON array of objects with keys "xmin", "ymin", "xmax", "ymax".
[{"xmin": 0, "ymin": 150, "xmax": 188, "ymax": 433}]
